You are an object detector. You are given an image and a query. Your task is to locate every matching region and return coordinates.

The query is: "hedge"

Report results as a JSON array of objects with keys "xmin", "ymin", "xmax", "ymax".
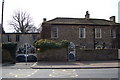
[
  {"xmin": 2, "ymin": 42, "xmax": 17, "ymax": 62},
  {"xmin": 34, "ymin": 39, "xmax": 70, "ymax": 52},
  {"xmin": 2, "ymin": 49, "xmax": 14, "ymax": 62}
]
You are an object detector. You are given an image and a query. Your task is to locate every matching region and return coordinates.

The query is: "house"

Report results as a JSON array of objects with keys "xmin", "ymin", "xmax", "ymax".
[
  {"xmin": 41, "ymin": 11, "xmax": 120, "ymax": 49},
  {"xmin": 2, "ymin": 11, "xmax": 120, "ymax": 61},
  {"xmin": 2, "ymin": 33, "xmax": 40, "ymax": 48}
]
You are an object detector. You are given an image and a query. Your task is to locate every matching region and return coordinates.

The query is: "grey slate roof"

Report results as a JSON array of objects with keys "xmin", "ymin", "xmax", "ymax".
[{"xmin": 44, "ymin": 17, "xmax": 120, "ymax": 26}]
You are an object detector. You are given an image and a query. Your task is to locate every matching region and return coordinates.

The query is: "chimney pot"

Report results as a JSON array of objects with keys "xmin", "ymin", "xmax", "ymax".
[
  {"xmin": 85, "ymin": 11, "xmax": 90, "ymax": 19},
  {"xmin": 43, "ymin": 18, "xmax": 47, "ymax": 22},
  {"xmin": 110, "ymin": 16, "xmax": 115, "ymax": 22}
]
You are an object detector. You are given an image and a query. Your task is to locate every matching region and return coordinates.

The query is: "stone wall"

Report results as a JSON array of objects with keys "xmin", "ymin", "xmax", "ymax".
[
  {"xmin": 37, "ymin": 48, "xmax": 68, "ymax": 61},
  {"xmin": 76, "ymin": 48, "xmax": 118, "ymax": 61}
]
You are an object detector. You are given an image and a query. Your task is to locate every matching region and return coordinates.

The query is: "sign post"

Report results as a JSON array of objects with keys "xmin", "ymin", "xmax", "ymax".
[{"xmin": 25, "ymin": 43, "xmax": 28, "ymax": 65}]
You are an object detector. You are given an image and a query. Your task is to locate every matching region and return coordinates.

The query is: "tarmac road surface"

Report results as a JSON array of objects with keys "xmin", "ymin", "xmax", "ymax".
[{"xmin": 2, "ymin": 68, "xmax": 119, "ymax": 78}]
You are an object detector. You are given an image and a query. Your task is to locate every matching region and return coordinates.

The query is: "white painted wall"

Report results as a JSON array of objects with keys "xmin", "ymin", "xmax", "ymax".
[
  {"xmin": 118, "ymin": 49, "xmax": 120, "ymax": 59},
  {"xmin": 118, "ymin": 1, "xmax": 120, "ymax": 23}
]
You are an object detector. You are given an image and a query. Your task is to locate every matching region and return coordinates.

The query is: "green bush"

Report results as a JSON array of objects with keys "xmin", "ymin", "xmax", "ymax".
[
  {"xmin": 60, "ymin": 40, "xmax": 70, "ymax": 47},
  {"xmin": 2, "ymin": 49, "xmax": 14, "ymax": 63},
  {"xmin": 2, "ymin": 42, "xmax": 17, "ymax": 61},
  {"xmin": 34, "ymin": 39, "xmax": 70, "ymax": 52}
]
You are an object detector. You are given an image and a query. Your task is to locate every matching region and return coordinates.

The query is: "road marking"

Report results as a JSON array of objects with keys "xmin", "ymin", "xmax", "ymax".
[
  {"xmin": 49, "ymin": 69, "xmax": 78, "ymax": 78},
  {"xmin": 62, "ymin": 69, "xmax": 66, "ymax": 71},
  {"xmin": 5, "ymin": 69, "xmax": 39, "ymax": 78},
  {"xmin": 31, "ymin": 62, "xmax": 37, "ymax": 67}
]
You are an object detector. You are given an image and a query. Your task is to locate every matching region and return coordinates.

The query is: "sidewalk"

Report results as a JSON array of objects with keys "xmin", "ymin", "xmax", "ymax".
[
  {"xmin": 2, "ymin": 62, "xmax": 35, "ymax": 69},
  {"xmin": 31, "ymin": 60, "xmax": 120, "ymax": 69}
]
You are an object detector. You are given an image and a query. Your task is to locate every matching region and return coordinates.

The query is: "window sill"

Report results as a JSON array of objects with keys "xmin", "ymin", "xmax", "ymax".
[{"xmin": 51, "ymin": 38, "xmax": 58, "ymax": 40}]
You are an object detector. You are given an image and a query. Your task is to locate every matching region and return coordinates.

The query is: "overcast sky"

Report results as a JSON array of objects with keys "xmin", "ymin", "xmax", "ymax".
[{"xmin": 0, "ymin": 0, "xmax": 120, "ymax": 32}]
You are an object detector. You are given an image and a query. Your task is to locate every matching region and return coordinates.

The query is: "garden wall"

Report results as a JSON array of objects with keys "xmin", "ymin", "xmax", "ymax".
[
  {"xmin": 37, "ymin": 48, "xmax": 118, "ymax": 61},
  {"xmin": 37, "ymin": 48, "xmax": 68, "ymax": 61},
  {"xmin": 76, "ymin": 48, "xmax": 118, "ymax": 61}
]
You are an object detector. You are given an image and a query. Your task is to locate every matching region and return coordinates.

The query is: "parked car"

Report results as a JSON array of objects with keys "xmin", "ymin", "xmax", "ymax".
[
  {"xmin": 16, "ymin": 54, "xmax": 26, "ymax": 62},
  {"xmin": 16, "ymin": 54, "xmax": 37, "ymax": 62},
  {"xmin": 27, "ymin": 54, "xmax": 37, "ymax": 62}
]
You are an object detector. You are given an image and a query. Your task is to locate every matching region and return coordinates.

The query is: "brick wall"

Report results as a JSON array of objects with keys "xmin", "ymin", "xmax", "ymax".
[
  {"xmin": 37, "ymin": 48, "xmax": 68, "ymax": 61},
  {"xmin": 41, "ymin": 24, "xmax": 118, "ymax": 49},
  {"xmin": 37, "ymin": 47, "xmax": 118, "ymax": 61},
  {"xmin": 76, "ymin": 48, "xmax": 118, "ymax": 61}
]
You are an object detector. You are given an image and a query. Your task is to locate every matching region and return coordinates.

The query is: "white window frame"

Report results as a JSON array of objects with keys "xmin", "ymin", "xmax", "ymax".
[
  {"xmin": 95, "ymin": 28, "xmax": 102, "ymax": 38},
  {"xmin": 51, "ymin": 27, "xmax": 58, "ymax": 39},
  {"xmin": 111, "ymin": 29, "xmax": 116, "ymax": 38},
  {"xmin": 79, "ymin": 28, "xmax": 86, "ymax": 38}
]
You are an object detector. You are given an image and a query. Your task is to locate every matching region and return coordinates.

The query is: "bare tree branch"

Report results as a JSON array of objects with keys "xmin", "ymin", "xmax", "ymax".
[{"xmin": 9, "ymin": 10, "xmax": 36, "ymax": 33}]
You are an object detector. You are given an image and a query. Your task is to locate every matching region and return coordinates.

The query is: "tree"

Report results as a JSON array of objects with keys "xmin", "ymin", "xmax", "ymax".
[{"xmin": 9, "ymin": 10, "xmax": 36, "ymax": 33}]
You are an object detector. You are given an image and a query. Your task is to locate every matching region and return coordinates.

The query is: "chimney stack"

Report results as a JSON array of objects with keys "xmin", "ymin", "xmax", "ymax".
[
  {"xmin": 85, "ymin": 11, "xmax": 90, "ymax": 19},
  {"xmin": 43, "ymin": 18, "xmax": 47, "ymax": 22},
  {"xmin": 110, "ymin": 16, "xmax": 115, "ymax": 22}
]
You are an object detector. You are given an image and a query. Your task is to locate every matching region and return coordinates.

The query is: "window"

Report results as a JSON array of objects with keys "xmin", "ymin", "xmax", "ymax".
[
  {"xmin": 16, "ymin": 35, "xmax": 20, "ymax": 42},
  {"xmin": 51, "ymin": 27, "xmax": 58, "ymax": 39},
  {"xmin": 33, "ymin": 34, "xmax": 37, "ymax": 40},
  {"xmin": 95, "ymin": 28, "xmax": 101, "ymax": 38},
  {"xmin": 111, "ymin": 29, "xmax": 116, "ymax": 38},
  {"xmin": 79, "ymin": 28, "xmax": 86, "ymax": 38},
  {"xmin": 7, "ymin": 35, "xmax": 11, "ymax": 42}
]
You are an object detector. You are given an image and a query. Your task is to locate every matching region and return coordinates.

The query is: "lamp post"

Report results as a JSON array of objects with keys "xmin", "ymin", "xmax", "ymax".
[
  {"xmin": 0, "ymin": 1, "xmax": 4, "ymax": 79},
  {"xmin": 1, "ymin": 0, "xmax": 4, "ymax": 33},
  {"xmin": 25, "ymin": 43, "xmax": 28, "ymax": 65}
]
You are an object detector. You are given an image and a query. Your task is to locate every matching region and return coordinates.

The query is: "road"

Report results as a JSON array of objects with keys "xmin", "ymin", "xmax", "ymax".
[{"xmin": 2, "ymin": 68, "xmax": 119, "ymax": 78}]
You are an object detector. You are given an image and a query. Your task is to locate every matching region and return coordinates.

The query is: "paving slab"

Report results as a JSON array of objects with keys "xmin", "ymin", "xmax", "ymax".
[{"xmin": 2, "ymin": 62, "xmax": 35, "ymax": 69}]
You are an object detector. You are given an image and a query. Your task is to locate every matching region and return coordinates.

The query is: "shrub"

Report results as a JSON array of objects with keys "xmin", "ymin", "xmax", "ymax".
[
  {"xmin": 34, "ymin": 39, "xmax": 70, "ymax": 52},
  {"xmin": 60, "ymin": 40, "xmax": 70, "ymax": 47},
  {"xmin": 2, "ymin": 49, "xmax": 14, "ymax": 63},
  {"xmin": 2, "ymin": 42, "xmax": 17, "ymax": 61}
]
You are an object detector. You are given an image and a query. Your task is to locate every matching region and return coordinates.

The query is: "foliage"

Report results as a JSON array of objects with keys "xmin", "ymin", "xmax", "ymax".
[
  {"xmin": 60, "ymin": 40, "xmax": 70, "ymax": 47},
  {"xmin": 2, "ymin": 43, "xmax": 17, "ymax": 60},
  {"xmin": 2, "ymin": 49, "xmax": 14, "ymax": 63},
  {"xmin": 34, "ymin": 39, "xmax": 70, "ymax": 52}
]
